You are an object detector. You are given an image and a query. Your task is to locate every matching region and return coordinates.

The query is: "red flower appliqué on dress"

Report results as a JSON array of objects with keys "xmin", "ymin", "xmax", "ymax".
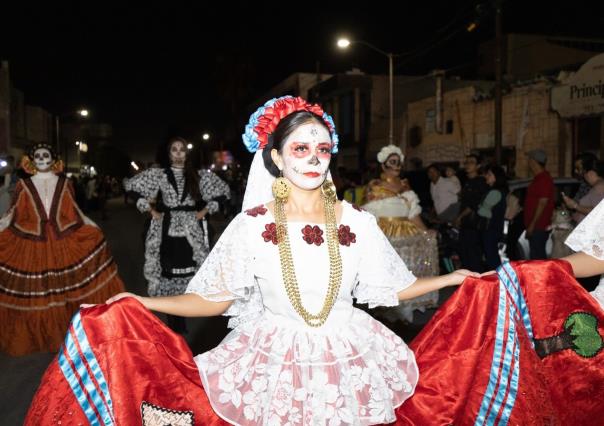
[
  {"xmin": 338, "ymin": 225, "xmax": 356, "ymax": 246},
  {"xmin": 301, "ymin": 225, "xmax": 324, "ymax": 246},
  {"xmin": 262, "ymin": 223, "xmax": 278, "ymax": 245},
  {"xmin": 245, "ymin": 205, "xmax": 267, "ymax": 217}
]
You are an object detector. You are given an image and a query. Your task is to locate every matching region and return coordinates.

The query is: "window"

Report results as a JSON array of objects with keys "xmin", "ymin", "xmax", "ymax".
[{"xmin": 425, "ymin": 109, "xmax": 435, "ymax": 134}]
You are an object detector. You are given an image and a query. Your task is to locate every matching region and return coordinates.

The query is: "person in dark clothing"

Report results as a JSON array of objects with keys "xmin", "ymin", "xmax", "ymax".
[
  {"xmin": 477, "ymin": 165, "xmax": 508, "ymax": 270},
  {"xmin": 454, "ymin": 154, "xmax": 489, "ymax": 272},
  {"xmin": 504, "ymin": 189, "xmax": 525, "ymax": 261}
]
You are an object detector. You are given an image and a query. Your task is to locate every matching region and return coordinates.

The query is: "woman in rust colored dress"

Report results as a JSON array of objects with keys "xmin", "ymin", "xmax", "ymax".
[{"xmin": 0, "ymin": 143, "xmax": 124, "ymax": 356}]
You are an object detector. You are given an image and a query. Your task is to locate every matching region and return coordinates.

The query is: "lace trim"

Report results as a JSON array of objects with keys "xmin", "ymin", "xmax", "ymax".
[{"xmin": 566, "ymin": 198, "xmax": 604, "ymax": 260}]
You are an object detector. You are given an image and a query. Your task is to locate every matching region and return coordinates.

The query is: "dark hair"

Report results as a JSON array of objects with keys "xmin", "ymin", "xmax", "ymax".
[
  {"xmin": 591, "ymin": 161, "xmax": 604, "ymax": 177},
  {"xmin": 159, "ymin": 137, "xmax": 202, "ymax": 202},
  {"xmin": 578, "ymin": 155, "xmax": 604, "ymax": 177},
  {"xmin": 426, "ymin": 163, "xmax": 441, "ymax": 173},
  {"xmin": 484, "ymin": 164, "xmax": 508, "ymax": 194},
  {"xmin": 261, "ymin": 111, "xmax": 331, "ymax": 177},
  {"xmin": 466, "ymin": 154, "xmax": 481, "ymax": 164},
  {"xmin": 575, "ymin": 152, "xmax": 597, "ymax": 166}
]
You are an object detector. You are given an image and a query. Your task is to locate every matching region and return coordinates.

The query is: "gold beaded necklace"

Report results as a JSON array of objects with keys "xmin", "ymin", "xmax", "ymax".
[{"xmin": 273, "ymin": 180, "xmax": 342, "ymax": 327}]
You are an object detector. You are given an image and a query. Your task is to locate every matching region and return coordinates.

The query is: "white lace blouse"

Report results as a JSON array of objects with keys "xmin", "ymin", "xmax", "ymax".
[{"xmin": 186, "ymin": 201, "xmax": 419, "ymax": 425}]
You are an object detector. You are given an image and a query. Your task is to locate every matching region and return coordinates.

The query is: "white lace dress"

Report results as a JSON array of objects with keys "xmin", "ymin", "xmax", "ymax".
[
  {"xmin": 565, "ymin": 198, "xmax": 604, "ymax": 308},
  {"xmin": 186, "ymin": 201, "xmax": 419, "ymax": 425}
]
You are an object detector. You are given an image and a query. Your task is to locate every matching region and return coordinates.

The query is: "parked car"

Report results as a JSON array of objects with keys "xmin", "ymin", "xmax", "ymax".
[{"xmin": 502, "ymin": 177, "xmax": 581, "ymax": 261}]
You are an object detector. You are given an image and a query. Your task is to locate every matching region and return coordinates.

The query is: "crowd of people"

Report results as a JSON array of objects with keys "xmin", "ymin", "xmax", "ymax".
[{"xmin": 1, "ymin": 96, "xmax": 603, "ymax": 424}]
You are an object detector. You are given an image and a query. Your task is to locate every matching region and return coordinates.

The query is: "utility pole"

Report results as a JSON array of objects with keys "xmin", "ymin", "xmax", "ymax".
[{"xmin": 494, "ymin": 0, "xmax": 503, "ymax": 164}]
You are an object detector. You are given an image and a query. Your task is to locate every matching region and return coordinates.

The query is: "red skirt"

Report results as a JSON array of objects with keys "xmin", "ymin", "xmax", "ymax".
[{"xmin": 25, "ymin": 260, "xmax": 604, "ymax": 425}]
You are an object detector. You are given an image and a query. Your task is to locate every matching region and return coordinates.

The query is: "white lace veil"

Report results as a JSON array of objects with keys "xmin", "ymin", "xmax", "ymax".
[{"xmin": 241, "ymin": 151, "xmax": 275, "ymax": 211}]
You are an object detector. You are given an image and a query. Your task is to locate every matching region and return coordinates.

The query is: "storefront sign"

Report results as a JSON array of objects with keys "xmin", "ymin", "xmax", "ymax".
[{"xmin": 552, "ymin": 53, "xmax": 604, "ymax": 117}]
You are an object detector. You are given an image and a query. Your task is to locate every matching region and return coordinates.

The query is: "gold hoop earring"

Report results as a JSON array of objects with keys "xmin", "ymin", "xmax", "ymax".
[{"xmin": 272, "ymin": 175, "xmax": 291, "ymax": 201}]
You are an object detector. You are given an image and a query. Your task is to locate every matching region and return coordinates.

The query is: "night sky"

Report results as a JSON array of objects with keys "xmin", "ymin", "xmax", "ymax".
[{"xmin": 2, "ymin": 1, "xmax": 603, "ymax": 161}]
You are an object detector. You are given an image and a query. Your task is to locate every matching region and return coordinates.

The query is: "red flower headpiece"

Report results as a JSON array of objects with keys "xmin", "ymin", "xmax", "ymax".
[{"xmin": 242, "ymin": 96, "xmax": 339, "ymax": 153}]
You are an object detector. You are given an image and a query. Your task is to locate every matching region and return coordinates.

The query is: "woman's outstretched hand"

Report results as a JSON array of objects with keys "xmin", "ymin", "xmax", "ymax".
[
  {"xmin": 446, "ymin": 269, "xmax": 481, "ymax": 286},
  {"xmin": 106, "ymin": 292, "xmax": 145, "ymax": 306}
]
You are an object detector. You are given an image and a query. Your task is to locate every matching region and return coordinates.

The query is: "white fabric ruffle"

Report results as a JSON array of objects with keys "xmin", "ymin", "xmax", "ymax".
[
  {"xmin": 362, "ymin": 191, "xmax": 422, "ymax": 219},
  {"xmin": 186, "ymin": 213, "xmax": 264, "ymax": 328}
]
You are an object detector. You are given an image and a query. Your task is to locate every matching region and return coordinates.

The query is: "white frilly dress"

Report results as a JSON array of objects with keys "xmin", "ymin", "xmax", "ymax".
[
  {"xmin": 565, "ymin": 197, "xmax": 604, "ymax": 308},
  {"xmin": 185, "ymin": 200, "xmax": 419, "ymax": 425}
]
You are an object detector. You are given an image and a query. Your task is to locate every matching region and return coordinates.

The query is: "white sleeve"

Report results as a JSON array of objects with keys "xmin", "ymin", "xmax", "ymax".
[
  {"xmin": 566, "ymin": 198, "xmax": 604, "ymax": 260},
  {"xmin": 353, "ymin": 213, "xmax": 417, "ymax": 308},
  {"xmin": 124, "ymin": 169, "xmax": 162, "ymax": 209},
  {"xmin": 185, "ymin": 213, "xmax": 263, "ymax": 328},
  {"xmin": 401, "ymin": 190, "xmax": 422, "ymax": 218}
]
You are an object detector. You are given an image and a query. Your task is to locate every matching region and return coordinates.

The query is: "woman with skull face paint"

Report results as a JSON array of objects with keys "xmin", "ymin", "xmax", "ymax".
[
  {"xmin": 0, "ymin": 143, "xmax": 125, "ymax": 356},
  {"xmin": 361, "ymin": 145, "xmax": 440, "ymax": 323},
  {"xmin": 27, "ymin": 98, "xmax": 481, "ymax": 425},
  {"xmin": 124, "ymin": 137, "xmax": 230, "ymax": 332}
]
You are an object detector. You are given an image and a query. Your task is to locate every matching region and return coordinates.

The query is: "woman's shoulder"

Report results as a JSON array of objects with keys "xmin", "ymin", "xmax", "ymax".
[
  {"xmin": 341, "ymin": 199, "xmax": 375, "ymax": 225},
  {"xmin": 137, "ymin": 167, "xmax": 166, "ymax": 179}
]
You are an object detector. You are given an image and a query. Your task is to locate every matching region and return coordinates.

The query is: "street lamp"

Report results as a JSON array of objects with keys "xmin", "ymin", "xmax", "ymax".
[
  {"xmin": 337, "ymin": 38, "xmax": 396, "ymax": 146},
  {"xmin": 202, "ymin": 133, "xmax": 210, "ymax": 141}
]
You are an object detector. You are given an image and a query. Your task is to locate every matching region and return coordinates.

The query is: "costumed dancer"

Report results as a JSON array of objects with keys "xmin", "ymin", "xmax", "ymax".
[
  {"xmin": 26, "ymin": 97, "xmax": 475, "ymax": 425},
  {"xmin": 124, "ymin": 136, "xmax": 230, "ymax": 333},
  {"xmin": 0, "ymin": 144, "xmax": 124, "ymax": 356},
  {"xmin": 362, "ymin": 144, "xmax": 439, "ymax": 322}
]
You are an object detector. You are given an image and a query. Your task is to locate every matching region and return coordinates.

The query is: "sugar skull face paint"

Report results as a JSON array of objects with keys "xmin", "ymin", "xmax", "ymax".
[
  {"xmin": 275, "ymin": 122, "xmax": 332, "ymax": 190},
  {"xmin": 33, "ymin": 148, "xmax": 54, "ymax": 172},
  {"xmin": 169, "ymin": 140, "xmax": 187, "ymax": 167},
  {"xmin": 382, "ymin": 153, "xmax": 402, "ymax": 177}
]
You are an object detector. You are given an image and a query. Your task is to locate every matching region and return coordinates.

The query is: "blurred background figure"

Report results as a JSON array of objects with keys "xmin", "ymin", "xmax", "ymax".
[
  {"xmin": 427, "ymin": 163, "xmax": 459, "ymax": 223},
  {"xmin": 124, "ymin": 136, "xmax": 230, "ymax": 334},
  {"xmin": 477, "ymin": 165, "xmax": 508, "ymax": 270},
  {"xmin": 524, "ymin": 149, "xmax": 555, "ymax": 260},
  {"xmin": 455, "ymin": 154, "xmax": 489, "ymax": 272},
  {"xmin": 363, "ymin": 145, "xmax": 439, "ymax": 322},
  {"xmin": 0, "ymin": 155, "xmax": 17, "ymax": 216}
]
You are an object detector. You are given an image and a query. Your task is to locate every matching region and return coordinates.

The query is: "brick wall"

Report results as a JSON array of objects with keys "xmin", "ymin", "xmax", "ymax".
[{"xmin": 406, "ymin": 82, "xmax": 571, "ymax": 177}]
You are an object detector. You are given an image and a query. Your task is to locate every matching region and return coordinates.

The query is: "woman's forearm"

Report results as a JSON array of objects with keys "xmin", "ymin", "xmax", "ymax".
[
  {"xmin": 143, "ymin": 293, "xmax": 233, "ymax": 317},
  {"xmin": 397, "ymin": 276, "xmax": 448, "ymax": 300},
  {"xmin": 563, "ymin": 252, "xmax": 604, "ymax": 278},
  {"xmin": 575, "ymin": 204, "xmax": 594, "ymax": 215}
]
